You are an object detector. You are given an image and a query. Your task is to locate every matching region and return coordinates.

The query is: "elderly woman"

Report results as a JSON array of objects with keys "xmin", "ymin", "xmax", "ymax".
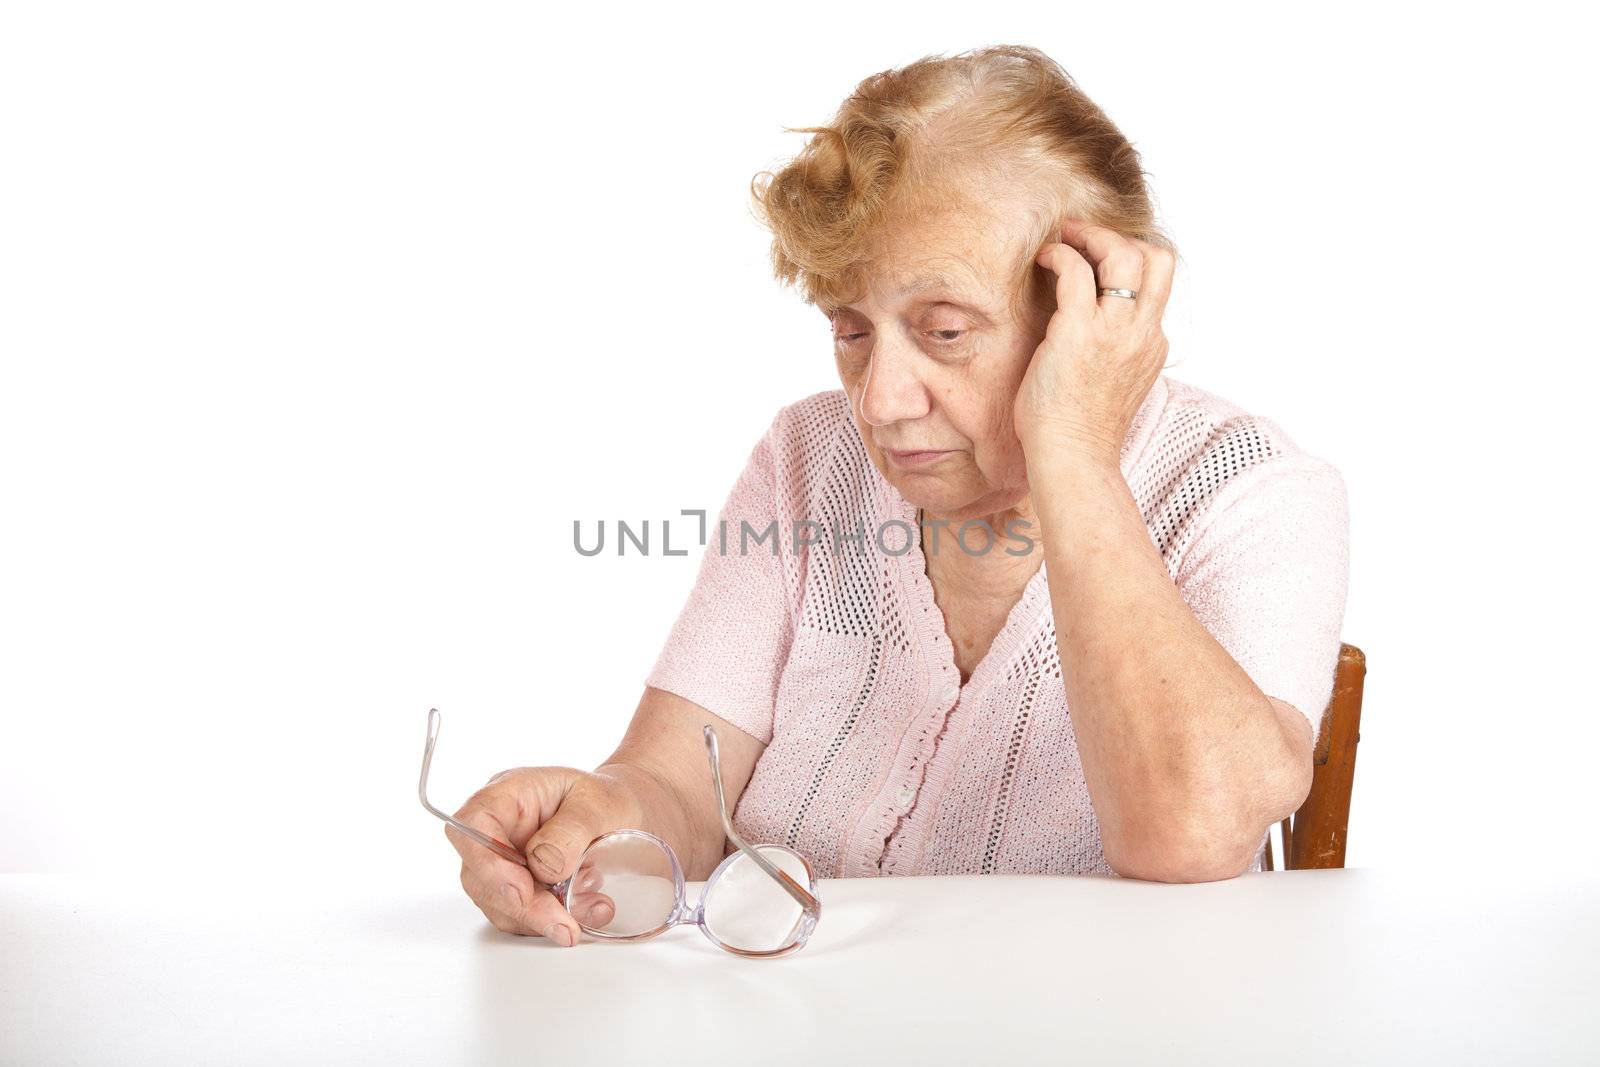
[{"xmin": 447, "ymin": 44, "xmax": 1349, "ymax": 946}]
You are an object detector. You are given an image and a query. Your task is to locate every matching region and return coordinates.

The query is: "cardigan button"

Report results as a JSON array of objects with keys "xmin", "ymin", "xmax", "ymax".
[
  {"xmin": 895, "ymin": 785, "xmax": 915, "ymax": 809},
  {"xmin": 941, "ymin": 684, "xmax": 960, "ymax": 704}
]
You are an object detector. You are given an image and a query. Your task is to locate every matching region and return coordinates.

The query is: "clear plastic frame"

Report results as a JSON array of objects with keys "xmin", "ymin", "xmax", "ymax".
[
  {"xmin": 555, "ymin": 827, "xmax": 819, "ymax": 957},
  {"xmin": 419, "ymin": 708, "xmax": 823, "ymax": 958}
]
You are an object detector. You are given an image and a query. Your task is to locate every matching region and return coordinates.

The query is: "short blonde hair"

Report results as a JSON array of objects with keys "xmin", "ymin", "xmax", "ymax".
[{"xmin": 749, "ymin": 44, "xmax": 1175, "ymax": 329}]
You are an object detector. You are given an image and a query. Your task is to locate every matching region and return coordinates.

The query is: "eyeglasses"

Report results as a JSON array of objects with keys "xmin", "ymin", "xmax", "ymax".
[{"xmin": 418, "ymin": 708, "xmax": 823, "ymax": 958}]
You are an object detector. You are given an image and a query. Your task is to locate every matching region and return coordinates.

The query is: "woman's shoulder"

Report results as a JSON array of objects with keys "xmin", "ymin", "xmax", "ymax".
[
  {"xmin": 770, "ymin": 387, "xmax": 853, "ymax": 435},
  {"xmin": 758, "ymin": 387, "xmax": 858, "ymax": 469},
  {"xmin": 1138, "ymin": 374, "xmax": 1347, "ymax": 565},
  {"xmin": 1143, "ymin": 373, "xmax": 1345, "ymax": 483},
  {"xmin": 748, "ymin": 388, "xmax": 875, "ymax": 518}
]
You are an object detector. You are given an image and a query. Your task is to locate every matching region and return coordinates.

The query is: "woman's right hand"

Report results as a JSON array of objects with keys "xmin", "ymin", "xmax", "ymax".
[{"xmin": 446, "ymin": 765, "xmax": 642, "ymax": 946}]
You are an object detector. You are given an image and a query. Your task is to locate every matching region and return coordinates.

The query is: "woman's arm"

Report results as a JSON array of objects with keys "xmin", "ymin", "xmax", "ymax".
[
  {"xmin": 624, "ymin": 409, "xmax": 798, "ymax": 879},
  {"xmin": 1016, "ymin": 219, "xmax": 1319, "ymax": 882},
  {"xmin": 597, "ymin": 685, "xmax": 767, "ymax": 882},
  {"xmin": 1024, "ymin": 441, "xmax": 1313, "ymax": 882}
]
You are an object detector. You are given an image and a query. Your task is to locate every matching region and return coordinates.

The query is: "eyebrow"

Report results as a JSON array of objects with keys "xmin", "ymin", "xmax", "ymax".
[{"xmin": 832, "ymin": 274, "xmax": 997, "ymax": 324}]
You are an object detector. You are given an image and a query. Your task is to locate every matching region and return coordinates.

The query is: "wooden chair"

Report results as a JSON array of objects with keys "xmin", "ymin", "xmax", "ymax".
[{"xmin": 1262, "ymin": 643, "xmax": 1366, "ymax": 870}]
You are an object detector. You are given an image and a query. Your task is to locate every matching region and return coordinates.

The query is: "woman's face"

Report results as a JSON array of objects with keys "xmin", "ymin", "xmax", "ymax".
[{"xmin": 826, "ymin": 202, "xmax": 1049, "ymax": 522}]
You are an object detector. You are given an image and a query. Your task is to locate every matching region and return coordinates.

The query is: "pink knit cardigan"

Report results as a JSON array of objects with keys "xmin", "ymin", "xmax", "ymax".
[{"xmin": 644, "ymin": 374, "xmax": 1350, "ymax": 878}]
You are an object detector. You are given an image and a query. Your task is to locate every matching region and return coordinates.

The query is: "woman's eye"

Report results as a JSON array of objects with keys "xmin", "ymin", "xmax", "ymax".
[{"xmin": 833, "ymin": 327, "xmax": 966, "ymax": 344}]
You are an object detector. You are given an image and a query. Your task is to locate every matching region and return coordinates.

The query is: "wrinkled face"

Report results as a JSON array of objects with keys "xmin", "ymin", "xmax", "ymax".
[{"xmin": 825, "ymin": 200, "xmax": 1049, "ymax": 521}]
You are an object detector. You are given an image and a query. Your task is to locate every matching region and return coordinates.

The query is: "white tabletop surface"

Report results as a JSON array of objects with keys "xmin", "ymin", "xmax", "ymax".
[{"xmin": 3, "ymin": 867, "xmax": 1596, "ymax": 1065}]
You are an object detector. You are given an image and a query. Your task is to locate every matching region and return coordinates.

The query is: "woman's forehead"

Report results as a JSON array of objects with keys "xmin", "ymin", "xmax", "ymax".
[
  {"xmin": 870, "ymin": 206, "xmax": 1035, "ymax": 281},
  {"xmin": 839, "ymin": 247, "xmax": 1019, "ymax": 315}
]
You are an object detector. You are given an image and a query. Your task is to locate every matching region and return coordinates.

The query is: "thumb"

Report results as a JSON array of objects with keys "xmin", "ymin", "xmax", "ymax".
[{"xmin": 525, "ymin": 803, "xmax": 604, "ymax": 884}]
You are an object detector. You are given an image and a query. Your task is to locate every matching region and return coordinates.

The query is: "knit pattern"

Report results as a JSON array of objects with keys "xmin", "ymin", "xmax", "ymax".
[{"xmin": 644, "ymin": 374, "xmax": 1350, "ymax": 879}]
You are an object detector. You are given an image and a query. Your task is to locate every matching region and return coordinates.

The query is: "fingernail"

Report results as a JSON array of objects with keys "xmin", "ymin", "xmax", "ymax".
[
  {"xmin": 532, "ymin": 843, "xmax": 563, "ymax": 878},
  {"xmin": 545, "ymin": 923, "xmax": 573, "ymax": 947}
]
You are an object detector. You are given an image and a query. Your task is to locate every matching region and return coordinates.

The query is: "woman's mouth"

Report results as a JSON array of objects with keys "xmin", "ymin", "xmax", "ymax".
[{"xmin": 886, "ymin": 448, "xmax": 956, "ymax": 468}]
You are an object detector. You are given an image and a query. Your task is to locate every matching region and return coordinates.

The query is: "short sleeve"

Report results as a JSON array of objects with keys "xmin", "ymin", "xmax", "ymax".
[
  {"xmin": 1173, "ymin": 453, "xmax": 1351, "ymax": 744},
  {"xmin": 642, "ymin": 416, "xmax": 797, "ymax": 745}
]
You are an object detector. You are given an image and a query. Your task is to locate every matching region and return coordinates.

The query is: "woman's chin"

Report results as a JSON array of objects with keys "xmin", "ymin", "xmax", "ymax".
[
  {"xmin": 891, "ymin": 479, "xmax": 968, "ymax": 514},
  {"xmin": 877, "ymin": 460, "xmax": 993, "ymax": 517}
]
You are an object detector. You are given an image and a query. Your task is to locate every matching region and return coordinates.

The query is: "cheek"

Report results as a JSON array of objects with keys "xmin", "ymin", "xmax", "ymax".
[
  {"xmin": 972, "ymin": 433, "xmax": 1028, "ymax": 484},
  {"xmin": 964, "ymin": 398, "xmax": 1028, "ymax": 480},
  {"xmin": 932, "ymin": 373, "xmax": 1011, "ymax": 450},
  {"xmin": 970, "ymin": 334, "xmax": 1033, "ymax": 401},
  {"xmin": 962, "ymin": 388, "xmax": 1018, "ymax": 444},
  {"xmin": 831, "ymin": 359, "xmax": 855, "ymax": 398},
  {"xmin": 834, "ymin": 354, "xmax": 867, "ymax": 394}
]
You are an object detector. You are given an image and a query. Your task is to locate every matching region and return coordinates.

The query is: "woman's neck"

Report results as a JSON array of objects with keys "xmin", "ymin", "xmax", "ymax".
[{"xmin": 917, "ymin": 493, "xmax": 1042, "ymax": 565}]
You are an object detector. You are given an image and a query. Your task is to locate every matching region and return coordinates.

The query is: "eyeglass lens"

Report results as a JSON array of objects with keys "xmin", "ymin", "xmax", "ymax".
[
  {"xmin": 567, "ymin": 832, "xmax": 815, "ymax": 953},
  {"xmin": 701, "ymin": 845, "xmax": 812, "ymax": 953},
  {"xmin": 567, "ymin": 834, "xmax": 674, "ymax": 936}
]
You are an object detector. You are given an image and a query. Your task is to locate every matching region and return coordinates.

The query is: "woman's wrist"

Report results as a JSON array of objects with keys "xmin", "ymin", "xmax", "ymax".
[
  {"xmin": 1019, "ymin": 418, "xmax": 1124, "ymax": 476},
  {"xmin": 594, "ymin": 758, "xmax": 720, "ymax": 881}
]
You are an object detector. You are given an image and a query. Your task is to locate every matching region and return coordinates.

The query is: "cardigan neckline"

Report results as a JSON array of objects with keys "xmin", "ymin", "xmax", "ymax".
[{"xmin": 867, "ymin": 374, "xmax": 1173, "ymax": 700}]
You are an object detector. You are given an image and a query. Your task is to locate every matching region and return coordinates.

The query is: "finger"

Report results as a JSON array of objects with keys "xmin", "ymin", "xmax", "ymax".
[
  {"xmin": 1056, "ymin": 218, "xmax": 1145, "ymax": 320},
  {"xmin": 461, "ymin": 859, "xmax": 582, "ymax": 946},
  {"xmin": 446, "ymin": 769, "xmax": 614, "ymax": 946},
  {"xmin": 484, "ymin": 767, "xmax": 524, "ymax": 788},
  {"xmin": 445, "ymin": 788, "xmax": 537, "ymax": 882},
  {"xmin": 449, "ymin": 768, "xmax": 580, "ymax": 883},
  {"xmin": 568, "ymin": 889, "xmax": 618, "ymax": 930},
  {"xmin": 1128, "ymin": 239, "xmax": 1177, "ymax": 326},
  {"xmin": 459, "ymin": 860, "xmax": 535, "ymax": 933},
  {"xmin": 1034, "ymin": 241, "xmax": 1097, "ymax": 327},
  {"xmin": 446, "ymin": 803, "xmax": 550, "ymax": 914},
  {"xmin": 574, "ymin": 861, "xmax": 605, "ymax": 894},
  {"xmin": 449, "ymin": 802, "xmax": 582, "ymax": 943},
  {"xmin": 523, "ymin": 788, "xmax": 612, "ymax": 884}
]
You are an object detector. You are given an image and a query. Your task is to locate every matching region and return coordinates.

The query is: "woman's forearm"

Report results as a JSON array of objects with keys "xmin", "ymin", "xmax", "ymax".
[{"xmin": 1025, "ymin": 434, "xmax": 1306, "ymax": 881}]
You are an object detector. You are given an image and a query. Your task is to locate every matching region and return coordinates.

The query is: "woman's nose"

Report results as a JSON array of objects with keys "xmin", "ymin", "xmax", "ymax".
[{"xmin": 856, "ymin": 344, "xmax": 930, "ymax": 428}]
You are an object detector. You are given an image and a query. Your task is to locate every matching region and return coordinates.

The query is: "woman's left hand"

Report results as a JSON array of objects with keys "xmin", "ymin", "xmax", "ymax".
[{"xmin": 1014, "ymin": 218, "xmax": 1177, "ymax": 464}]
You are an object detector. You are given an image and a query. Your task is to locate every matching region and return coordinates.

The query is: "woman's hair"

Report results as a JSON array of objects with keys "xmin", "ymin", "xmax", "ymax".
[{"xmin": 749, "ymin": 44, "xmax": 1175, "ymax": 330}]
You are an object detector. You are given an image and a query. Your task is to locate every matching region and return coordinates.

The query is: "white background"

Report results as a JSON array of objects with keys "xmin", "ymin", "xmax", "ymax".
[{"xmin": 3, "ymin": 1, "xmax": 1595, "ymax": 888}]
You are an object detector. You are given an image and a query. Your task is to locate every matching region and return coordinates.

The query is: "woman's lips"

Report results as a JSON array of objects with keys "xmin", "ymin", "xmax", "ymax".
[{"xmin": 885, "ymin": 448, "xmax": 956, "ymax": 468}]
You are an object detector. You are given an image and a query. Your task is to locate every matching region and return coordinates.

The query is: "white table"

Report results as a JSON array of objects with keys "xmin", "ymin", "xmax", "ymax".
[{"xmin": 3, "ymin": 868, "xmax": 1595, "ymax": 1065}]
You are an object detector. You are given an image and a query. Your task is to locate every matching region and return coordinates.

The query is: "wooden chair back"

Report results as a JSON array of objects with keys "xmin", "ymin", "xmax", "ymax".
[{"xmin": 1263, "ymin": 643, "xmax": 1366, "ymax": 870}]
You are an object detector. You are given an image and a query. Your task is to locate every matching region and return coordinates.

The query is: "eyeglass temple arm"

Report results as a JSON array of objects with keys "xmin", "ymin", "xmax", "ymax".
[
  {"xmin": 702, "ymin": 724, "xmax": 820, "ymax": 915},
  {"xmin": 419, "ymin": 709, "xmax": 572, "ymax": 894}
]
